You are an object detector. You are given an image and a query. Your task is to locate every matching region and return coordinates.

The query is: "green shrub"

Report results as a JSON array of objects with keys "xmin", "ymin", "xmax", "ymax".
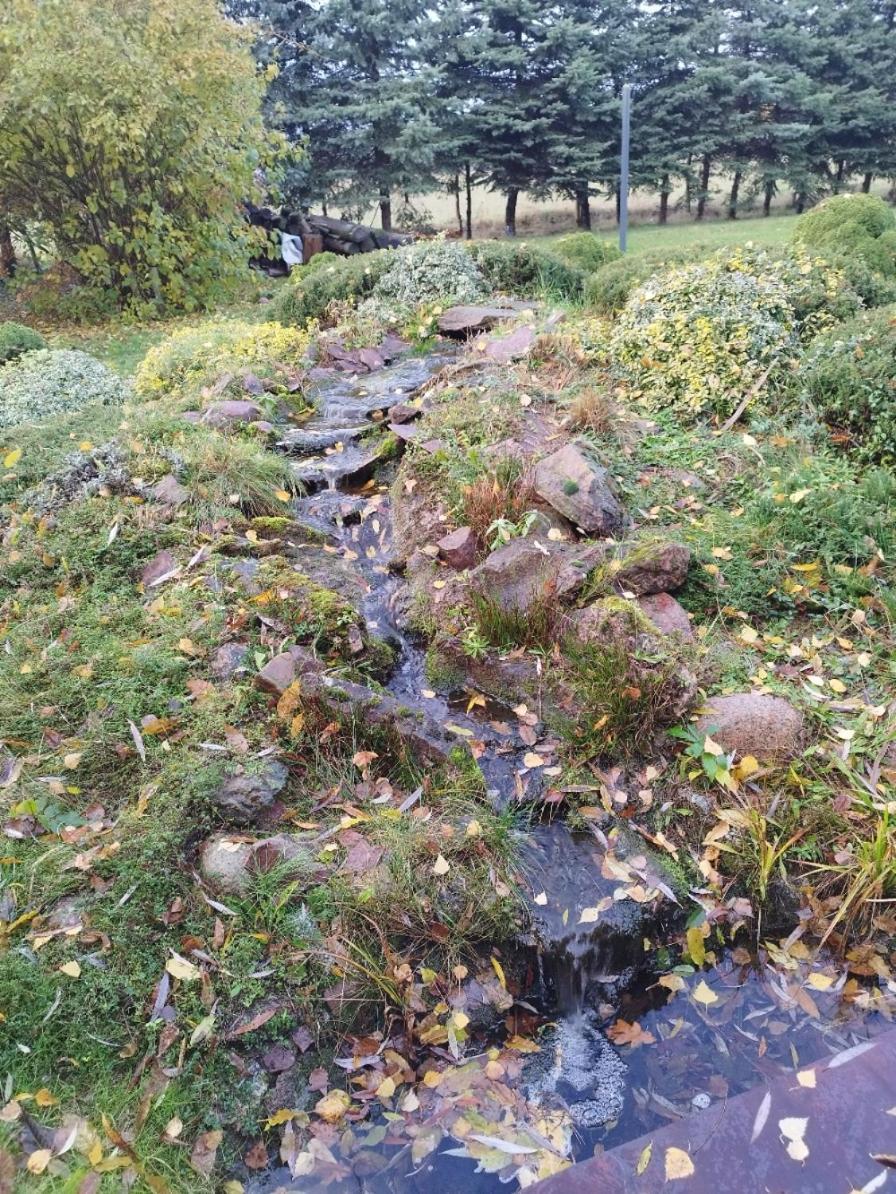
[
  {"xmin": 610, "ymin": 249, "xmax": 797, "ymax": 417},
  {"xmin": 370, "ymin": 239, "xmax": 486, "ymax": 310},
  {"xmin": 275, "ymin": 251, "xmax": 396, "ymax": 326},
  {"xmin": 0, "ymin": 320, "xmax": 45, "ymax": 365},
  {"xmin": 0, "ymin": 348, "xmax": 129, "ymax": 430},
  {"xmin": 298, "ymin": 250, "xmax": 342, "ymax": 276},
  {"xmin": 553, "ymin": 232, "xmax": 622, "ymax": 272},
  {"xmin": 464, "ymin": 240, "xmax": 585, "ymax": 300},
  {"xmin": 796, "ymin": 305, "xmax": 896, "ymax": 464},
  {"xmin": 794, "ymin": 194, "xmax": 896, "ymax": 277},
  {"xmin": 820, "ymin": 251, "xmax": 896, "ymax": 309},
  {"xmin": 585, "ymin": 246, "xmax": 709, "ymax": 314},
  {"xmin": 134, "ymin": 319, "xmax": 312, "ymax": 400}
]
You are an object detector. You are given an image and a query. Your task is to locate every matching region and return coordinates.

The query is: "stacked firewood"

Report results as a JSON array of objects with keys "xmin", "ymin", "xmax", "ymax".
[{"xmin": 246, "ymin": 203, "xmax": 413, "ymax": 271}]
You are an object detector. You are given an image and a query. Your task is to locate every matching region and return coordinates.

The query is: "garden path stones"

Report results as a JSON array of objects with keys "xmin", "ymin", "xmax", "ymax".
[
  {"xmin": 694, "ymin": 692, "xmax": 805, "ymax": 761},
  {"xmin": 534, "ymin": 442, "xmax": 624, "ymax": 535},
  {"xmin": 614, "ymin": 540, "xmax": 691, "ymax": 595}
]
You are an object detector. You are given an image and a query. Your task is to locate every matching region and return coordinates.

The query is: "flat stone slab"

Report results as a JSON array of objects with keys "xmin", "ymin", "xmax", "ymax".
[
  {"xmin": 534, "ymin": 1029, "xmax": 896, "ymax": 1193},
  {"xmin": 438, "ymin": 304, "xmax": 521, "ymax": 335}
]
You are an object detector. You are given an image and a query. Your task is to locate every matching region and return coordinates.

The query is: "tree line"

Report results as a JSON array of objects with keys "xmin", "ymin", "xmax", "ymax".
[{"xmin": 231, "ymin": 0, "xmax": 896, "ymax": 234}]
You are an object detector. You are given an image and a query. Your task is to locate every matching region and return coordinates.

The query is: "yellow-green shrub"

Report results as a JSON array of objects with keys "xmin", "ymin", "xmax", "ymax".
[{"xmin": 134, "ymin": 320, "xmax": 313, "ymax": 400}]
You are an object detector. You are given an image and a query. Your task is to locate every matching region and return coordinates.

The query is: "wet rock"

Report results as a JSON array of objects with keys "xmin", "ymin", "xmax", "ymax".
[
  {"xmin": 694, "ymin": 693, "xmax": 805, "ymax": 762},
  {"xmin": 202, "ymin": 399, "xmax": 263, "ymax": 428},
  {"xmin": 300, "ymin": 672, "xmax": 458, "ymax": 764},
  {"xmin": 437, "ymin": 304, "xmax": 521, "ymax": 336},
  {"xmin": 437, "ymin": 526, "xmax": 478, "ymax": 570},
  {"xmin": 615, "ymin": 540, "xmax": 691, "ymax": 596},
  {"xmin": 140, "ymin": 549, "xmax": 178, "ymax": 588},
  {"xmin": 210, "ymin": 642, "xmax": 249, "ymax": 680},
  {"xmin": 387, "ymin": 421, "xmax": 420, "ymax": 443},
  {"xmin": 254, "ymin": 652, "xmax": 296, "ymax": 696},
  {"xmin": 534, "ymin": 443, "xmax": 624, "ymax": 535},
  {"xmin": 387, "ymin": 401, "xmax": 422, "ymax": 424},
  {"xmin": 638, "ymin": 592, "xmax": 694, "ymax": 641},
  {"xmin": 213, "ymin": 761, "xmax": 289, "ymax": 825},
  {"xmin": 151, "ymin": 474, "xmax": 190, "ymax": 507},
  {"xmin": 291, "ymin": 441, "xmax": 384, "ymax": 491}
]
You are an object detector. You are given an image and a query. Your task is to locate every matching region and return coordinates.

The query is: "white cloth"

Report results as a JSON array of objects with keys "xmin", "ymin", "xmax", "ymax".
[{"xmin": 281, "ymin": 232, "xmax": 304, "ymax": 267}]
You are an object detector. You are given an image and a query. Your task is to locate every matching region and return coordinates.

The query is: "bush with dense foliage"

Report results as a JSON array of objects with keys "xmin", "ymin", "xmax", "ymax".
[
  {"xmin": 369, "ymin": 240, "xmax": 486, "ymax": 309},
  {"xmin": 0, "ymin": 349, "xmax": 129, "ymax": 430},
  {"xmin": 585, "ymin": 247, "xmax": 709, "ymax": 313},
  {"xmin": 0, "ymin": 320, "xmax": 45, "ymax": 365},
  {"xmin": 464, "ymin": 240, "xmax": 584, "ymax": 300},
  {"xmin": 793, "ymin": 194, "xmax": 896, "ymax": 278},
  {"xmin": 552, "ymin": 232, "xmax": 622, "ymax": 272},
  {"xmin": 610, "ymin": 250, "xmax": 798, "ymax": 417},
  {"xmin": 276, "ymin": 252, "xmax": 397, "ymax": 327},
  {"xmin": 0, "ymin": 0, "xmax": 276, "ymax": 317},
  {"xmin": 796, "ymin": 305, "xmax": 896, "ymax": 465},
  {"xmin": 134, "ymin": 320, "xmax": 313, "ymax": 400}
]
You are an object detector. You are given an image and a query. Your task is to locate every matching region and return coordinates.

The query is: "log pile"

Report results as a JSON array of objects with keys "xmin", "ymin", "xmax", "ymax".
[{"xmin": 245, "ymin": 203, "xmax": 413, "ymax": 273}]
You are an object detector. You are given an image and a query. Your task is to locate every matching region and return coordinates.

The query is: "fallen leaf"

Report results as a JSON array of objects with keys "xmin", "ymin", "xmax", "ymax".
[
  {"xmin": 190, "ymin": 1129, "xmax": 222, "ymax": 1176},
  {"xmin": 607, "ymin": 1019, "xmax": 655, "ymax": 1048},
  {"xmin": 432, "ymin": 854, "xmax": 450, "ymax": 877},
  {"xmin": 664, "ymin": 1146, "xmax": 695, "ymax": 1180},
  {"xmin": 779, "ymin": 1116, "xmax": 809, "ymax": 1162},
  {"xmin": 166, "ymin": 953, "xmax": 200, "ymax": 982},
  {"xmin": 314, "ymin": 1090, "xmax": 351, "ymax": 1123},
  {"xmin": 693, "ymin": 979, "xmax": 719, "ymax": 1007},
  {"xmin": 636, "ymin": 1141, "xmax": 652, "ymax": 1176}
]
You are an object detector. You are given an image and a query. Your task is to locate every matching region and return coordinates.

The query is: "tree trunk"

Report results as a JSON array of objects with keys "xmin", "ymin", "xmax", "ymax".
[
  {"xmin": 453, "ymin": 173, "xmax": 462, "ymax": 234},
  {"xmin": 379, "ymin": 188, "xmax": 392, "ymax": 232},
  {"xmin": 0, "ymin": 225, "xmax": 15, "ymax": 277},
  {"xmin": 728, "ymin": 170, "xmax": 742, "ymax": 219},
  {"xmin": 696, "ymin": 154, "xmax": 711, "ymax": 220},
  {"xmin": 763, "ymin": 180, "xmax": 774, "ymax": 216},
  {"xmin": 575, "ymin": 187, "xmax": 591, "ymax": 229},
  {"xmin": 659, "ymin": 175, "xmax": 670, "ymax": 224},
  {"xmin": 322, "ymin": 201, "xmax": 328, "ymax": 218},
  {"xmin": 862, "ymin": 171, "xmax": 873, "ymax": 193},
  {"xmin": 504, "ymin": 188, "xmax": 518, "ymax": 237},
  {"xmin": 465, "ymin": 161, "xmax": 473, "ymax": 240},
  {"xmin": 833, "ymin": 160, "xmax": 845, "ymax": 193},
  {"xmin": 684, "ymin": 155, "xmax": 693, "ymax": 212},
  {"xmin": 795, "ymin": 192, "xmax": 806, "ymax": 214}
]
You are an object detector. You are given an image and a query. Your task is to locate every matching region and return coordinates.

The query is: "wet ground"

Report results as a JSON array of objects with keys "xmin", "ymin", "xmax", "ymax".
[{"xmin": 252, "ymin": 344, "xmax": 896, "ymax": 1192}]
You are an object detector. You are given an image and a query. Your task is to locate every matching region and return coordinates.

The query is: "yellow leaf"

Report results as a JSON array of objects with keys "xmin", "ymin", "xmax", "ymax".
[
  {"xmin": 828, "ymin": 678, "xmax": 847, "ymax": 694},
  {"xmin": 664, "ymin": 1146, "xmax": 695, "ymax": 1180},
  {"xmin": 702, "ymin": 736, "xmax": 724, "ymax": 757},
  {"xmin": 712, "ymin": 546, "xmax": 733, "ymax": 560},
  {"xmin": 491, "ymin": 956, "xmax": 506, "ymax": 989},
  {"xmin": 423, "ymin": 1069, "xmax": 442, "ymax": 1087},
  {"xmin": 636, "ymin": 1142, "xmax": 652, "ymax": 1176},
  {"xmin": 733, "ymin": 755, "xmax": 760, "ymax": 782},
  {"xmin": 177, "ymin": 637, "xmax": 204, "ymax": 658},
  {"xmin": 3, "ymin": 448, "xmax": 22, "ymax": 468},
  {"xmin": 264, "ymin": 1108, "xmax": 301, "ymax": 1128},
  {"xmin": 88, "ymin": 1140, "xmax": 104, "ymax": 1165},
  {"xmin": 34, "ymin": 1088, "xmax": 58, "ymax": 1107},
  {"xmin": 658, "ymin": 973, "xmax": 686, "ymax": 993},
  {"xmin": 63, "ymin": 752, "xmax": 83, "ymax": 770},
  {"xmin": 693, "ymin": 979, "xmax": 719, "ymax": 1007},
  {"xmin": 789, "ymin": 488, "xmax": 811, "ymax": 504},
  {"xmin": 796, "ymin": 1069, "xmax": 816, "ymax": 1089},
  {"xmin": 275, "ymin": 489, "xmax": 291, "ymax": 502},
  {"xmin": 779, "ymin": 1116, "xmax": 809, "ymax": 1162},
  {"xmin": 739, "ymin": 626, "xmax": 759, "ymax": 644},
  {"xmin": 686, "ymin": 926, "xmax": 706, "ymax": 966},
  {"xmin": 78, "ymin": 441, "xmax": 94, "ymax": 452},
  {"xmin": 505, "ymin": 1034, "xmax": 540, "ymax": 1053},
  {"xmin": 27, "ymin": 1149, "xmax": 52, "ymax": 1175},
  {"xmin": 166, "ymin": 953, "xmax": 200, "ymax": 982},
  {"xmin": 523, "ymin": 752, "xmax": 544, "ymax": 769},
  {"xmin": 376, "ymin": 1076, "xmax": 396, "ymax": 1099},
  {"xmin": 451, "ymin": 1011, "xmax": 470, "ymax": 1030},
  {"xmin": 163, "ymin": 1116, "xmax": 184, "ymax": 1140},
  {"xmin": 59, "ymin": 960, "xmax": 81, "ymax": 978},
  {"xmin": 314, "ymin": 1090, "xmax": 351, "ymax": 1123},
  {"xmin": 806, "ymin": 972, "xmax": 834, "ymax": 991},
  {"xmin": 432, "ymin": 854, "xmax": 450, "ymax": 877},
  {"xmin": 465, "ymin": 819, "xmax": 482, "ymax": 837}
]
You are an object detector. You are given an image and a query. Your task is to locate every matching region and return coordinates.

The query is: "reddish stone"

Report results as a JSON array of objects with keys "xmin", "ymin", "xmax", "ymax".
[
  {"xmin": 638, "ymin": 592, "xmax": 694, "ymax": 641},
  {"xmin": 437, "ymin": 526, "xmax": 478, "ymax": 570},
  {"xmin": 202, "ymin": 399, "xmax": 262, "ymax": 428},
  {"xmin": 254, "ymin": 652, "xmax": 296, "ymax": 696}
]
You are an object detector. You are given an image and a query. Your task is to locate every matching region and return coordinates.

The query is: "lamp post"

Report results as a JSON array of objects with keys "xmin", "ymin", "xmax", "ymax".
[{"xmin": 619, "ymin": 83, "xmax": 632, "ymax": 253}]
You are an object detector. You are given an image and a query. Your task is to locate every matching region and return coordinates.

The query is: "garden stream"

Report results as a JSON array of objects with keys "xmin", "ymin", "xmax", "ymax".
[{"xmin": 250, "ymin": 346, "xmax": 895, "ymax": 1192}]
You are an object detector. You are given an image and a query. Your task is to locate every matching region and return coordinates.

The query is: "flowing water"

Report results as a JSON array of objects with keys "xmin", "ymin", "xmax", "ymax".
[{"xmin": 250, "ymin": 345, "xmax": 896, "ymax": 1192}]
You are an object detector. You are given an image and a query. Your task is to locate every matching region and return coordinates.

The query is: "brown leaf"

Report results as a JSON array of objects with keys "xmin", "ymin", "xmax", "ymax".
[
  {"xmin": 189, "ymin": 1130, "xmax": 222, "ymax": 1177},
  {"xmin": 244, "ymin": 1141, "xmax": 269, "ymax": 1170},
  {"xmin": 308, "ymin": 1067, "xmax": 329, "ymax": 1093},
  {"xmin": 607, "ymin": 1019, "xmax": 656, "ymax": 1048}
]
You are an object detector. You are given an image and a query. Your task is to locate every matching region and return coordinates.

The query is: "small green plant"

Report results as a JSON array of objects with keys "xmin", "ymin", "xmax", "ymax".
[
  {"xmin": 669, "ymin": 723, "xmax": 736, "ymax": 790},
  {"xmin": 485, "ymin": 509, "xmax": 538, "ymax": 550},
  {"xmin": 0, "ymin": 320, "xmax": 45, "ymax": 365},
  {"xmin": 470, "ymin": 588, "xmax": 559, "ymax": 650},
  {"xmin": 553, "ymin": 232, "xmax": 621, "ymax": 273},
  {"xmin": 0, "ymin": 348, "xmax": 129, "ymax": 430},
  {"xmin": 712, "ymin": 806, "xmax": 807, "ymax": 904},
  {"xmin": 461, "ymin": 624, "xmax": 490, "ymax": 660}
]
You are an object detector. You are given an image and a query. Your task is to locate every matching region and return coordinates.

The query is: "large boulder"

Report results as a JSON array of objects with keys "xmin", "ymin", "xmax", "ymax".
[
  {"xmin": 534, "ymin": 443, "xmax": 623, "ymax": 535},
  {"xmin": 470, "ymin": 537, "xmax": 605, "ymax": 614},
  {"xmin": 212, "ymin": 760, "xmax": 289, "ymax": 825},
  {"xmin": 694, "ymin": 693, "xmax": 805, "ymax": 762},
  {"xmin": 614, "ymin": 540, "xmax": 691, "ymax": 596}
]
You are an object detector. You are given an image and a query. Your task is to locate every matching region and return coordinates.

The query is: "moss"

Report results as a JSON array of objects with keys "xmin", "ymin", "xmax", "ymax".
[{"xmin": 425, "ymin": 643, "xmax": 466, "ymax": 691}]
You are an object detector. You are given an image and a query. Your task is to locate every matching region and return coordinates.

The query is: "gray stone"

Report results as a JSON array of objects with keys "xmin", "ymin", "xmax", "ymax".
[
  {"xmin": 471, "ymin": 537, "xmax": 555, "ymax": 612},
  {"xmin": 213, "ymin": 761, "xmax": 289, "ymax": 825},
  {"xmin": 254, "ymin": 652, "xmax": 297, "ymax": 696},
  {"xmin": 200, "ymin": 832, "xmax": 314, "ymax": 896},
  {"xmin": 151, "ymin": 474, "xmax": 190, "ymax": 507},
  {"xmin": 437, "ymin": 304, "xmax": 520, "ymax": 336},
  {"xmin": 480, "ymin": 323, "xmax": 536, "ymax": 364},
  {"xmin": 210, "ymin": 641, "xmax": 249, "ymax": 680},
  {"xmin": 615, "ymin": 540, "xmax": 691, "ymax": 596},
  {"xmin": 534, "ymin": 443, "xmax": 623, "ymax": 535},
  {"xmin": 202, "ymin": 399, "xmax": 263, "ymax": 428},
  {"xmin": 140, "ymin": 549, "xmax": 178, "ymax": 588},
  {"xmin": 694, "ymin": 693, "xmax": 805, "ymax": 762},
  {"xmin": 437, "ymin": 526, "xmax": 478, "ymax": 570},
  {"xmin": 638, "ymin": 592, "xmax": 694, "ymax": 641}
]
